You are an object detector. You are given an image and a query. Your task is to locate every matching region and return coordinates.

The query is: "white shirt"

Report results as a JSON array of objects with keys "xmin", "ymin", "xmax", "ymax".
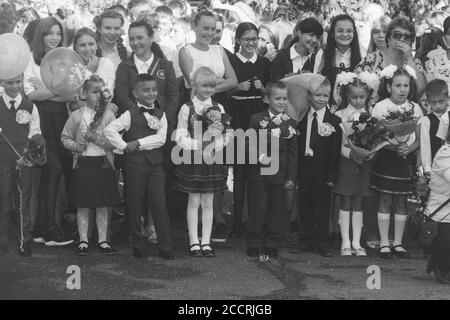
[
  {"xmin": 104, "ymin": 103, "xmax": 167, "ymax": 152},
  {"xmin": 420, "ymin": 112, "xmax": 446, "ymax": 173},
  {"xmin": 99, "ymin": 43, "xmax": 122, "ymax": 71},
  {"xmin": 2, "ymin": 94, "xmax": 41, "ymax": 138},
  {"xmin": 437, "ymin": 111, "xmax": 449, "ymax": 142},
  {"xmin": 335, "ymin": 104, "xmax": 364, "ymax": 158},
  {"xmin": 23, "ymin": 56, "xmax": 46, "ymax": 96},
  {"xmin": 79, "ymin": 107, "xmax": 106, "ymax": 157},
  {"xmin": 174, "ymin": 96, "xmax": 226, "ymax": 151},
  {"xmin": 305, "ymin": 106, "xmax": 326, "ymax": 156},
  {"xmin": 427, "ymin": 143, "xmax": 450, "ymax": 223},
  {"xmin": 290, "ymin": 45, "xmax": 313, "ymax": 74},
  {"xmin": 335, "ymin": 47, "xmax": 352, "ymax": 68},
  {"xmin": 236, "ymin": 52, "xmax": 257, "ymax": 64},
  {"xmin": 134, "ymin": 54, "xmax": 154, "ymax": 74}
]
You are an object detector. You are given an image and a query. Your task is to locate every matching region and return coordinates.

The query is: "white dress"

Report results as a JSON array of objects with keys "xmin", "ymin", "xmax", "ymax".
[{"xmin": 183, "ymin": 44, "xmax": 225, "ymax": 88}]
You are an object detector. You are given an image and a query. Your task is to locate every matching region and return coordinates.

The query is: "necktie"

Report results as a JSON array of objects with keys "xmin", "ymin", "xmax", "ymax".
[
  {"xmin": 10, "ymin": 100, "xmax": 16, "ymax": 113},
  {"xmin": 310, "ymin": 111, "xmax": 319, "ymax": 148}
]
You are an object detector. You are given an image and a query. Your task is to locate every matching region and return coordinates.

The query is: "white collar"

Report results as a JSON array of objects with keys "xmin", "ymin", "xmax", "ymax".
[
  {"xmin": 134, "ymin": 54, "xmax": 154, "ymax": 69},
  {"xmin": 137, "ymin": 102, "xmax": 154, "ymax": 110},
  {"xmin": 308, "ymin": 106, "xmax": 326, "ymax": 118},
  {"xmin": 192, "ymin": 96, "xmax": 212, "ymax": 107},
  {"xmin": 290, "ymin": 45, "xmax": 312, "ymax": 60},
  {"xmin": 2, "ymin": 94, "xmax": 22, "ymax": 109},
  {"xmin": 335, "ymin": 47, "xmax": 352, "ymax": 57},
  {"xmin": 236, "ymin": 52, "xmax": 257, "ymax": 64}
]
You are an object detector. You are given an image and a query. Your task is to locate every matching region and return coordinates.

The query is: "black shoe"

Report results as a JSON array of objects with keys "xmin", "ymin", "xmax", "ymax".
[
  {"xmin": 201, "ymin": 244, "xmax": 216, "ymax": 257},
  {"xmin": 317, "ymin": 246, "xmax": 333, "ymax": 257},
  {"xmin": 133, "ymin": 247, "xmax": 148, "ymax": 258},
  {"xmin": 75, "ymin": 241, "xmax": 89, "ymax": 256},
  {"xmin": 159, "ymin": 250, "xmax": 175, "ymax": 260},
  {"xmin": 98, "ymin": 241, "xmax": 116, "ymax": 255},
  {"xmin": 212, "ymin": 223, "xmax": 228, "ymax": 243},
  {"xmin": 189, "ymin": 243, "xmax": 202, "ymax": 257},
  {"xmin": 247, "ymin": 247, "xmax": 261, "ymax": 257},
  {"xmin": 19, "ymin": 246, "xmax": 32, "ymax": 257},
  {"xmin": 291, "ymin": 240, "xmax": 315, "ymax": 253},
  {"xmin": 378, "ymin": 246, "xmax": 394, "ymax": 259},
  {"xmin": 391, "ymin": 245, "xmax": 411, "ymax": 259},
  {"xmin": 44, "ymin": 227, "xmax": 74, "ymax": 247}
]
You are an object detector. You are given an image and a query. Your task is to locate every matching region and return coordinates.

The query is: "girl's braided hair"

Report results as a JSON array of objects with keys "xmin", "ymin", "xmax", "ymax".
[{"xmin": 94, "ymin": 9, "xmax": 127, "ymax": 61}]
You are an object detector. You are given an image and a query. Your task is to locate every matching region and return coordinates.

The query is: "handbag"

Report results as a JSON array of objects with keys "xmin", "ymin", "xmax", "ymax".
[{"xmin": 407, "ymin": 197, "xmax": 450, "ymax": 249}]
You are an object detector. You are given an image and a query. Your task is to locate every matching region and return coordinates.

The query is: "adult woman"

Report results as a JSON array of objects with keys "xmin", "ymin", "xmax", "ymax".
[
  {"xmin": 424, "ymin": 17, "xmax": 450, "ymax": 90},
  {"xmin": 179, "ymin": 10, "xmax": 238, "ymax": 111},
  {"xmin": 94, "ymin": 9, "xmax": 129, "ymax": 71},
  {"xmin": 115, "ymin": 19, "xmax": 178, "ymax": 131},
  {"xmin": 366, "ymin": 16, "xmax": 391, "ymax": 54},
  {"xmin": 425, "ymin": 136, "xmax": 450, "ymax": 284},
  {"xmin": 355, "ymin": 16, "xmax": 426, "ymax": 100},
  {"xmin": 73, "ymin": 27, "xmax": 116, "ymax": 94},
  {"xmin": 24, "ymin": 17, "xmax": 73, "ymax": 246},
  {"xmin": 257, "ymin": 23, "xmax": 278, "ymax": 62}
]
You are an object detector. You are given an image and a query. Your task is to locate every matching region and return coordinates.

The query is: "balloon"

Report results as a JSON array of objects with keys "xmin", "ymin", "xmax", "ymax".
[
  {"xmin": 40, "ymin": 48, "xmax": 87, "ymax": 100},
  {"xmin": 0, "ymin": 33, "xmax": 31, "ymax": 80}
]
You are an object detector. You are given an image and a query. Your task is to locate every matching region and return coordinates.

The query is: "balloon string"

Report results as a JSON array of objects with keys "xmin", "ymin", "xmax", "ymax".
[{"xmin": 0, "ymin": 131, "xmax": 21, "ymax": 158}]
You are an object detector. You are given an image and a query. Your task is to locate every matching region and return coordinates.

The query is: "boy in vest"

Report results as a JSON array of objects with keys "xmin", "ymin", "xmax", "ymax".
[
  {"xmin": 104, "ymin": 74, "xmax": 174, "ymax": 260},
  {"xmin": 422, "ymin": 79, "xmax": 449, "ymax": 176},
  {"xmin": 0, "ymin": 74, "xmax": 41, "ymax": 257}
]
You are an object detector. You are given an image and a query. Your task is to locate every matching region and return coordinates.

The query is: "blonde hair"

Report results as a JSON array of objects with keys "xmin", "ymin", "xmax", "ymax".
[{"xmin": 192, "ymin": 67, "xmax": 217, "ymax": 87}]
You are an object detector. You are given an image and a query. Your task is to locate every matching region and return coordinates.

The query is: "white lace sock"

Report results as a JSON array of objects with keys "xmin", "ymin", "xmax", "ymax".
[
  {"xmin": 377, "ymin": 212, "xmax": 390, "ymax": 252},
  {"xmin": 96, "ymin": 207, "xmax": 108, "ymax": 245},
  {"xmin": 200, "ymin": 194, "xmax": 214, "ymax": 249},
  {"xmin": 351, "ymin": 211, "xmax": 363, "ymax": 249},
  {"xmin": 338, "ymin": 210, "xmax": 351, "ymax": 249},
  {"xmin": 393, "ymin": 214, "xmax": 407, "ymax": 250},
  {"xmin": 187, "ymin": 194, "xmax": 200, "ymax": 248},
  {"xmin": 77, "ymin": 208, "xmax": 89, "ymax": 244}
]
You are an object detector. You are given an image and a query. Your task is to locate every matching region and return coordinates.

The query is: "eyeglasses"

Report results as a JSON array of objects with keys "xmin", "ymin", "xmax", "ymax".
[
  {"xmin": 240, "ymin": 37, "xmax": 259, "ymax": 43},
  {"xmin": 391, "ymin": 31, "xmax": 413, "ymax": 42}
]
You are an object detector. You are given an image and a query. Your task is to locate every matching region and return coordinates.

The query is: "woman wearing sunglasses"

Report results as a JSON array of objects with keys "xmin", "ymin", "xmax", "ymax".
[{"xmin": 355, "ymin": 16, "xmax": 426, "ymax": 100}]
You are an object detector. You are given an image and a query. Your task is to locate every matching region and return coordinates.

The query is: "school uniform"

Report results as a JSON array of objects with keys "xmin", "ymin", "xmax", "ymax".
[
  {"xmin": 421, "ymin": 112, "xmax": 445, "ymax": 174},
  {"xmin": 246, "ymin": 110, "xmax": 298, "ymax": 254},
  {"xmin": 271, "ymin": 45, "xmax": 323, "ymax": 81},
  {"xmin": 104, "ymin": 102, "xmax": 172, "ymax": 254},
  {"xmin": 297, "ymin": 107, "xmax": 342, "ymax": 251},
  {"xmin": 0, "ymin": 93, "xmax": 41, "ymax": 252}
]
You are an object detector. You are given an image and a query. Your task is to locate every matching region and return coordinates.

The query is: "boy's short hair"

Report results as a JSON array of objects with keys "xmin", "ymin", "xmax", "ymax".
[
  {"xmin": 155, "ymin": 5, "xmax": 173, "ymax": 18},
  {"xmin": 265, "ymin": 81, "xmax": 287, "ymax": 97},
  {"xmin": 425, "ymin": 79, "xmax": 449, "ymax": 99},
  {"xmin": 294, "ymin": 17, "xmax": 324, "ymax": 37},
  {"xmin": 134, "ymin": 73, "xmax": 156, "ymax": 88}
]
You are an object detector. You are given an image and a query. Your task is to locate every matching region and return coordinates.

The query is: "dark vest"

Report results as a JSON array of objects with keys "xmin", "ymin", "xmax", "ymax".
[
  {"xmin": 0, "ymin": 96, "xmax": 33, "ymax": 164},
  {"xmin": 428, "ymin": 113, "xmax": 441, "ymax": 159},
  {"xmin": 124, "ymin": 105, "xmax": 165, "ymax": 166}
]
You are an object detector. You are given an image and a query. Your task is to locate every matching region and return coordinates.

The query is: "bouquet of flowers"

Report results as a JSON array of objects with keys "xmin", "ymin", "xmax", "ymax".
[
  {"xmin": 258, "ymin": 113, "xmax": 299, "ymax": 139},
  {"xmin": 201, "ymin": 106, "xmax": 232, "ymax": 137},
  {"xmin": 343, "ymin": 112, "xmax": 391, "ymax": 159},
  {"xmin": 16, "ymin": 134, "xmax": 47, "ymax": 169},
  {"xmin": 381, "ymin": 103, "xmax": 419, "ymax": 143}
]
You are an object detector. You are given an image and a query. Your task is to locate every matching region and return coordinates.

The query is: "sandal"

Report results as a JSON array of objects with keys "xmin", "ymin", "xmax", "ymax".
[
  {"xmin": 189, "ymin": 243, "xmax": 202, "ymax": 257},
  {"xmin": 76, "ymin": 241, "xmax": 89, "ymax": 256},
  {"xmin": 201, "ymin": 244, "xmax": 216, "ymax": 258},
  {"xmin": 378, "ymin": 246, "xmax": 393, "ymax": 259},
  {"xmin": 98, "ymin": 241, "xmax": 116, "ymax": 255},
  {"xmin": 392, "ymin": 245, "xmax": 411, "ymax": 259},
  {"xmin": 340, "ymin": 247, "xmax": 353, "ymax": 256},
  {"xmin": 352, "ymin": 246, "xmax": 367, "ymax": 257}
]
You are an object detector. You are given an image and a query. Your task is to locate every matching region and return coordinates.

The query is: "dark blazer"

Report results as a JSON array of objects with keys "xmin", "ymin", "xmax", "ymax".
[
  {"xmin": 271, "ymin": 46, "xmax": 318, "ymax": 81},
  {"xmin": 115, "ymin": 54, "xmax": 178, "ymax": 132},
  {"xmin": 247, "ymin": 110, "xmax": 298, "ymax": 185},
  {"xmin": 297, "ymin": 107, "xmax": 341, "ymax": 185}
]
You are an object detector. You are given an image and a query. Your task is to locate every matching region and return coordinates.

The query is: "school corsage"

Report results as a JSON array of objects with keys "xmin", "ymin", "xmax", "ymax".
[
  {"xmin": 258, "ymin": 114, "xmax": 298, "ymax": 139},
  {"xmin": 146, "ymin": 113, "xmax": 161, "ymax": 130},
  {"xmin": 318, "ymin": 122, "xmax": 336, "ymax": 137},
  {"xmin": 16, "ymin": 109, "xmax": 32, "ymax": 125}
]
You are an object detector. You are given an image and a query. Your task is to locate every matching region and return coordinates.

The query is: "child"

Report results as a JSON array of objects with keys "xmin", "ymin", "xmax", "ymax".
[
  {"xmin": 421, "ymin": 79, "xmax": 449, "ymax": 176},
  {"xmin": 228, "ymin": 22, "xmax": 271, "ymax": 238},
  {"xmin": 104, "ymin": 74, "xmax": 174, "ymax": 260},
  {"xmin": 61, "ymin": 75, "xmax": 119, "ymax": 255},
  {"xmin": 173, "ymin": 67, "xmax": 230, "ymax": 258},
  {"xmin": 0, "ymin": 74, "xmax": 41, "ymax": 257},
  {"xmin": 155, "ymin": 6, "xmax": 177, "ymax": 63},
  {"xmin": 246, "ymin": 81, "xmax": 298, "ymax": 259},
  {"xmin": 333, "ymin": 72, "xmax": 379, "ymax": 256},
  {"xmin": 371, "ymin": 65, "xmax": 423, "ymax": 259},
  {"xmin": 292, "ymin": 75, "xmax": 342, "ymax": 257}
]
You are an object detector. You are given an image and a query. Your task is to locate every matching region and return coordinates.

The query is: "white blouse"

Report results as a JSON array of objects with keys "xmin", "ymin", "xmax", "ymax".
[
  {"xmin": 183, "ymin": 44, "xmax": 225, "ymax": 88},
  {"xmin": 335, "ymin": 104, "xmax": 366, "ymax": 158},
  {"xmin": 427, "ymin": 144, "xmax": 450, "ymax": 223},
  {"xmin": 79, "ymin": 107, "xmax": 106, "ymax": 157},
  {"xmin": 425, "ymin": 46, "xmax": 450, "ymax": 90}
]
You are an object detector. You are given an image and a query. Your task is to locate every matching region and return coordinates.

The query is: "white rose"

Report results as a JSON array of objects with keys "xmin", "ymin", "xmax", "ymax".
[
  {"xmin": 271, "ymin": 128, "xmax": 281, "ymax": 137},
  {"xmin": 16, "ymin": 110, "xmax": 31, "ymax": 125}
]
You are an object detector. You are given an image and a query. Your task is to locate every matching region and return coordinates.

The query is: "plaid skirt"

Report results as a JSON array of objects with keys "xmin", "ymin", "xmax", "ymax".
[{"xmin": 174, "ymin": 162, "xmax": 228, "ymax": 194}]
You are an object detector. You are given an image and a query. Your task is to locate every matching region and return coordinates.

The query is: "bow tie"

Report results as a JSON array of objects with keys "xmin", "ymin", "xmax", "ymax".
[{"xmin": 138, "ymin": 105, "xmax": 155, "ymax": 114}]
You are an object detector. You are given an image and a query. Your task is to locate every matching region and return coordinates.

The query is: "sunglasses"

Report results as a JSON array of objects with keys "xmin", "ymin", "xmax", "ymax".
[{"xmin": 391, "ymin": 31, "xmax": 413, "ymax": 42}]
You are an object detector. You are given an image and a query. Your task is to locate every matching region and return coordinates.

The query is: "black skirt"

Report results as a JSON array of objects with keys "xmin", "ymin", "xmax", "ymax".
[
  {"xmin": 69, "ymin": 156, "xmax": 120, "ymax": 208},
  {"xmin": 370, "ymin": 149, "xmax": 417, "ymax": 195},
  {"xmin": 174, "ymin": 162, "xmax": 228, "ymax": 194}
]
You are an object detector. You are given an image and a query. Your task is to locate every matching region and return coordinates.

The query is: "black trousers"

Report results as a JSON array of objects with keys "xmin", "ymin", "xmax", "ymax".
[
  {"xmin": 233, "ymin": 164, "xmax": 249, "ymax": 227},
  {"xmin": 246, "ymin": 179, "xmax": 284, "ymax": 251},
  {"xmin": 0, "ymin": 164, "xmax": 35, "ymax": 248},
  {"xmin": 430, "ymin": 222, "xmax": 450, "ymax": 274},
  {"xmin": 125, "ymin": 162, "xmax": 172, "ymax": 252}
]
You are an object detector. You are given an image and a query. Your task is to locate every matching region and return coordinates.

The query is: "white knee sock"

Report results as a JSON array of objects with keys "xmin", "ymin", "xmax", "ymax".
[
  {"xmin": 96, "ymin": 207, "xmax": 108, "ymax": 244},
  {"xmin": 351, "ymin": 211, "xmax": 363, "ymax": 249},
  {"xmin": 377, "ymin": 212, "xmax": 390, "ymax": 249},
  {"xmin": 77, "ymin": 208, "xmax": 89, "ymax": 243},
  {"xmin": 201, "ymin": 204, "xmax": 214, "ymax": 247},
  {"xmin": 187, "ymin": 204, "xmax": 199, "ymax": 246},
  {"xmin": 393, "ymin": 214, "xmax": 407, "ymax": 247},
  {"xmin": 339, "ymin": 210, "xmax": 351, "ymax": 249}
]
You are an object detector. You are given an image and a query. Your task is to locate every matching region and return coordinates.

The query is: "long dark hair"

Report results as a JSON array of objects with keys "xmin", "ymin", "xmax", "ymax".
[
  {"xmin": 129, "ymin": 19, "xmax": 166, "ymax": 59},
  {"xmin": 234, "ymin": 22, "xmax": 258, "ymax": 53},
  {"xmin": 415, "ymin": 27, "xmax": 445, "ymax": 67},
  {"xmin": 322, "ymin": 14, "xmax": 361, "ymax": 81},
  {"xmin": 82, "ymin": 75, "xmax": 107, "ymax": 130},
  {"xmin": 94, "ymin": 9, "xmax": 127, "ymax": 61},
  {"xmin": 31, "ymin": 17, "xmax": 64, "ymax": 66},
  {"xmin": 378, "ymin": 68, "xmax": 417, "ymax": 102}
]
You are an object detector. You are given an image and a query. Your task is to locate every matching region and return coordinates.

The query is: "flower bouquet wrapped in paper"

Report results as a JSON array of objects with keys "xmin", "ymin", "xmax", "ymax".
[
  {"xmin": 16, "ymin": 134, "xmax": 47, "ymax": 169},
  {"xmin": 342, "ymin": 112, "xmax": 391, "ymax": 159},
  {"xmin": 381, "ymin": 103, "xmax": 419, "ymax": 143}
]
